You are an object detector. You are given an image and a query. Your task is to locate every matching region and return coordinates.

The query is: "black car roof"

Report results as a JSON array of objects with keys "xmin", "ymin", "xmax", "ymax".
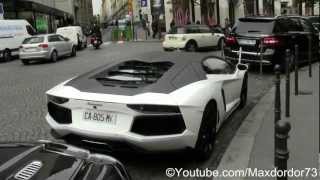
[
  {"xmin": 65, "ymin": 52, "xmax": 217, "ymax": 96},
  {"xmin": 240, "ymin": 16, "xmax": 276, "ymax": 21}
]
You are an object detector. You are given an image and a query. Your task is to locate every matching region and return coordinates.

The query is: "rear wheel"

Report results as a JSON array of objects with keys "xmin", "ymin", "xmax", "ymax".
[
  {"xmin": 239, "ymin": 73, "xmax": 248, "ymax": 108},
  {"xmin": 186, "ymin": 41, "xmax": 197, "ymax": 52},
  {"xmin": 21, "ymin": 59, "xmax": 29, "ymax": 65},
  {"xmin": 51, "ymin": 51, "xmax": 58, "ymax": 62},
  {"xmin": 3, "ymin": 49, "xmax": 11, "ymax": 62},
  {"xmin": 193, "ymin": 102, "xmax": 217, "ymax": 161},
  {"xmin": 71, "ymin": 46, "xmax": 77, "ymax": 57}
]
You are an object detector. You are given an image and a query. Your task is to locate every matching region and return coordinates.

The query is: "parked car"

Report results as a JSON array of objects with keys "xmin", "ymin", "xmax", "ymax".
[
  {"xmin": 304, "ymin": 16, "xmax": 320, "ymax": 31},
  {"xmin": 56, "ymin": 26, "xmax": 87, "ymax": 49},
  {"xmin": 19, "ymin": 34, "xmax": 77, "ymax": 65},
  {"xmin": 303, "ymin": 16, "xmax": 320, "ymax": 41},
  {"xmin": 163, "ymin": 24, "xmax": 225, "ymax": 51},
  {"xmin": 0, "ymin": 20, "xmax": 36, "ymax": 62},
  {"xmin": 0, "ymin": 140, "xmax": 131, "ymax": 180},
  {"xmin": 46, "ymin": 52, "xmax": 248, "ymax": 160},
  {"xmin": 224, "ymin": 16, "xmax": 319, "ymax": 70}
]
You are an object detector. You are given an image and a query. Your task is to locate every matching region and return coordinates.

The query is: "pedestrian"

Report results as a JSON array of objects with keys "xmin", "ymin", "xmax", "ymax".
[
  {"xmin": 152, "ymin": 18, "xmax": 158, "ymax": 39},
  {"xmin": 170, "ymin": 19, "xmax": 175, "ymax": 29}
]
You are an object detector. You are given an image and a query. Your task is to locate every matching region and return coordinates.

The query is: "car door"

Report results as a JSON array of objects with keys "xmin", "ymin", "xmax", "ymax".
[
  {"xmin": 48, "ymin": 35, "xmax": 63, "ymax": 56},
  {"xmin": 204, "ymin": 58, "xmax": 242, "ymax": 113},
  {"xmin": 289, "ymin": 18, "xmax": 308, "ymax": 62},
  {"xmin": 186, "ymin": 26, "xmax": 204, "ymax": 47},
  {"xmin": 300, "ymin": 18, "xmax": 319, "ymax": 61},
  {"xmin": 58, "ymin": 35, "xmax": 71, "ymax": 55},
  {"xmin": 198, "ymin": 26, "xmax": 215, "ymax": 47}
]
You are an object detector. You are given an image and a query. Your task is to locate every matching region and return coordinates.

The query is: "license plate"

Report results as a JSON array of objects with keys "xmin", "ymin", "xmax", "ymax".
[
  {"xmin": 168, "ymin": 36, "xmax": 177, "ymax": 40},
  {"xmin": 83, "ymin": 110, "xmax": 117, "ymax": 125},
  {"xmin": 238, "ymin": 39, "xmax": 256, "ymax": 46}
]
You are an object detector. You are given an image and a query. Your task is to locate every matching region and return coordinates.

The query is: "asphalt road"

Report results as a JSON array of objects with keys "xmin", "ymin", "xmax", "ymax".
[{"xmin": 0, "ymin": 42, "xmax": 274, "ymax": 180}]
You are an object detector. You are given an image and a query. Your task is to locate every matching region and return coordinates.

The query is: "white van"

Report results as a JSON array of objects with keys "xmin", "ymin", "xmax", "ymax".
[
  {"xmin": 0, "ymin": 20, "xmax": 36, "ymax": 61},
  {"xmin": 56, "ymin": 26, "xmax": 87, "ymax": 49}
]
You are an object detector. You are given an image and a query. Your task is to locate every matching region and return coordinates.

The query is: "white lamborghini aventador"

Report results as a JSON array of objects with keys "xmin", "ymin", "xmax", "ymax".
[{"xmin": 46, "ymin": 52, "xmax": 248, "ymax": 160}]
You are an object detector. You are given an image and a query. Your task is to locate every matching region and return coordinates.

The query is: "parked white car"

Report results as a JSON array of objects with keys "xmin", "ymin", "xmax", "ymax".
[
  {"xmin": 56, "ymin": 26, "xmax": 87, "ymax": 49},
  {"xmin": 163, "ymin": 25, "xmax": 225, "ymax": 51},
  {"xmin": 46, "ymin": 52, "xmax": 248, "ymax": 160},
  {"xmin": 19, "ymin": 34, "xmax": 77, "ymax": 65},
  {"xmin": 0, "ymin": 20, "xmax": 36, "ymax": 62}
]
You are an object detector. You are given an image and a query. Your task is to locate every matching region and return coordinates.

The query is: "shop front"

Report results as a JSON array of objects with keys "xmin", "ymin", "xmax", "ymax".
[{"xmin": 1, "ymin": 0, "xmax": 73, "ymax": 33}]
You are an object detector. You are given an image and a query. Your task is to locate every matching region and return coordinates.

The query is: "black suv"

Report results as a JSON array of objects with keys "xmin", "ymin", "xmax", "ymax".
[{"xmin": 224, "ymin": 16, "xmax": 319, "ymax": 69}]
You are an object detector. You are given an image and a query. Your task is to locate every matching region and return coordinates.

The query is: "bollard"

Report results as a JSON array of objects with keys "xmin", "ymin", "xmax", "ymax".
[
  {"xmin": 274, "ymin": 64, "xmax": 281, "ymax": 165},
  {"xmin": 308, "ymin": 34, "xmax": 312, "ymax": 77},
  {"xmin": 260, "ymin": 38, "xmax": 264, "ymax": 75},
  {"xmin": 274, "ymin": 64, "xmax": 281, "ymax": 122},
  {"xmin": 294, "ymin": 44, "xmax": 299, "ymax": 96},
  {"xmin": 285, "ymin": 49, "xmax": 291, "ymax": 117},
  {"xmin": 275, "ymin": 120, "xmax": 291, "ymax": 180}
]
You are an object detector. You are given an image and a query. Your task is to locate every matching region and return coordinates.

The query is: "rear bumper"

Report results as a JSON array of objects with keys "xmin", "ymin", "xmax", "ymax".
[
  {"xmin": 224, "ymin": 47, "xmax": 275, "ymax": 65},
  {"xmin": 19, "ymin": 51, "xmax": 50, "ymax": 60},
  {"xmin": 47, "ymin": 114, "xmax": 196, "ymax": 152}
]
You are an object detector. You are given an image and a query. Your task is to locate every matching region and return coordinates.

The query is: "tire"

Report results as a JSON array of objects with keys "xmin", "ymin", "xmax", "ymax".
[
  {"xmin": 239, "ymin": 73, "xmax": 248, "ymax": 108},
  {"xmin": 2, "ymin": 49, "xmax": 11, "ymax": 62},
  {"xmin": 193, "ymin": 102, "xmax": 217, "ymax": 161},
  {"xmin": 185, "ymin": 41, "xmax": 197, "ymax": 52},
  {"xmin": 51, "ymin": 51, "xmax": 58, "ymax": 62},
  {"xmin": 71, "ymin": 46, "xmax": 77, "ymax": 57},
  {"xmin": 164, "ymin": 48, "xmax": 173, "ymax": 52},
  {"xmin": 21, "ymin": 59, "xmax": 29, "ymax": 65},
  {"xmin": 217, "ymin": 38, "xmax": 224, "ymax": 50}
]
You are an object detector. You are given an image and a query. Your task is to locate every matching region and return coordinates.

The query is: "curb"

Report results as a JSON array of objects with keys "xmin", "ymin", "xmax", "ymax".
[{"xmin": 214, "ymin": 87, "xmax": 275, "ymax": 180}]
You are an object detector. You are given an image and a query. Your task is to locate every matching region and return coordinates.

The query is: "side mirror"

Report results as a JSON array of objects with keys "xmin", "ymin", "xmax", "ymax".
[
  {"xmin": 237, "ymin": 63, "xmax": 248, "ymax": 71},
  {"xmin": 64, "ymin": 37, "xmax": 70, "ymax": 41}
]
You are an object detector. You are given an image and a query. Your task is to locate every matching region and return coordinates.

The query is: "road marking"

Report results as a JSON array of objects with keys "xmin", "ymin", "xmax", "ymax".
[{"xmin": 87, "ymin": 42, "xmax": 112, "ymax": 47}]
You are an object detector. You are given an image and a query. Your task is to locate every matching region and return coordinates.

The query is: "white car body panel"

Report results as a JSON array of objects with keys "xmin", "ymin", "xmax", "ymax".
[
  {"xmin": 56, "ymin": 26, "xmax": 87, "ymax": 48},
  {"xmin": 46, "ymin": 55, "xmax": 247, "ymax": 152},
  {"xmin": 163, "ymin": 26, "xmax": 224, "ymax": 50},
  {"xmin": 0, "ymin": 20, "xmax": 34, "ymax": 57}
]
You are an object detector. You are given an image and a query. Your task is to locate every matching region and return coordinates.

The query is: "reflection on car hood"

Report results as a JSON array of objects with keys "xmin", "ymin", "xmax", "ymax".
[{"xmin": 0, "ymin": 141, "xmax": 129, "ymax": 180}]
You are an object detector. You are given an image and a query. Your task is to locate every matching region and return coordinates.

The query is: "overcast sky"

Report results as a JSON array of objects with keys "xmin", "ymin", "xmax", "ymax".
[{"xmin": 92, "ymin": 0, "xmax": 102, "ymax": 15}]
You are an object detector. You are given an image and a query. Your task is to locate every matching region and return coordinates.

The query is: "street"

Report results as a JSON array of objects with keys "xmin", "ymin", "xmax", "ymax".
[{"xmin": 0, "ymin": 42, "xmax": 275, "ymax": 179}]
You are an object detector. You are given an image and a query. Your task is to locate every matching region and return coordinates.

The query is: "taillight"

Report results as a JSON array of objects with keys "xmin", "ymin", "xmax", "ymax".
[
  {"xmin": 127, "ymin": 104, "xmax": 181, "ymax": 113},
  {"xmin": 225, "ymin": 36, "xmax": 237, "ymax": 45},
  {"xmin": 39, "ymin": 44, "xmax": 49, "ymax": 48},
  {"xmin": 262, "ymin": 36, "xmax": 280, "ymax": 47}
]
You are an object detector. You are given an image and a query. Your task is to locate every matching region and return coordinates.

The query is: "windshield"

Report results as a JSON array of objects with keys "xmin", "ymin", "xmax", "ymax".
[
  {"xmin": 233, "ymin": 19, "xmax": 275, "ymax": 34},
  {"xmin": 22, "ymin": 37, "xmax": 44, "ymax": 44},
  {"xmin": 168, "ymin": 27, "xmax": 186, "ymax": 34}
]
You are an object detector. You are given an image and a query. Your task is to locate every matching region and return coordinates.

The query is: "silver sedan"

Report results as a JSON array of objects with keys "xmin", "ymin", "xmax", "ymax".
[{"xmin": 19, "ymin": 34, "xmax": 77, "ymax": 65}]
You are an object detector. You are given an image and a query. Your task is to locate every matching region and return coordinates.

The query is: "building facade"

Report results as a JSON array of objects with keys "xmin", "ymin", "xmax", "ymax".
[
  {"xmin": 1, "ymin": 0, "xmax": 73, "ymax": 33},
  {"xmin": 54, "ymin": 0, "xmax": 93, "ymax": 27},
  {"xmin": 101, "ymin": 0, "xmax": 320, "ymax": 33},
  {"xmin": 1, "ymin": 0, "xmax": 93, "ymax": 33}
]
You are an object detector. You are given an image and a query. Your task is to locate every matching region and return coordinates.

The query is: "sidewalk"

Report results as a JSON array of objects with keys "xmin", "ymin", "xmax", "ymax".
[{"xmin": 215, "ymin": 64, "xmax": 319, "ymax": 180}]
